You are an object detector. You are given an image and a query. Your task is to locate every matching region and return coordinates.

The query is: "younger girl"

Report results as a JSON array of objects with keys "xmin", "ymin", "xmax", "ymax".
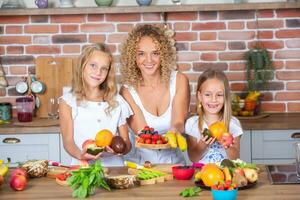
[
  {"xmin": 185, "ymin": 69, "xmax": 243, "ymax": 164},
  {"xmin": 59, "ymin": 43, "xmax": 132, "ymax": 167}
]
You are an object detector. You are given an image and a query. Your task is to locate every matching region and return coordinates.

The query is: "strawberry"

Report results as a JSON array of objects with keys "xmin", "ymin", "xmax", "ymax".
[
  {"xmin": 145, "ymin": 139, "xmax": 152, "ymax": 144},
  {"xmin": 144, "ymin": 134, "xmax": 151, "ymax": 139},
  {"xmin": 152, "ymin": 134, "xmax": 160, "ymax": 141},
  {"xmin": 151, "ymin": 140, "xmax": 156, "ymax": 144},
  {"xmin": 149, "ymin": 127, "xmax": 154, "ymax": 132},
  {"xmin": 138, "ymin": 137, "xmax": 145, "ymax": 143}
]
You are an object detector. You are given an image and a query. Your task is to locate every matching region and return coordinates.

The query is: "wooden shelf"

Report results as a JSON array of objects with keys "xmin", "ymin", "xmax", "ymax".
[{"xmin": 0, "ymin": 2, "xmax": 299, "ymax": 16}]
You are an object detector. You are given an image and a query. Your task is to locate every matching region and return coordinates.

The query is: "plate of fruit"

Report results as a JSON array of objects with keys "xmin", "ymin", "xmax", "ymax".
[
  {"xmin": 135, "ymin": 126, "xmax": 170, "ymax": 149},
  {"xmin": 194, "ymin": 159, "xmax": 259, "ymax": 190}
]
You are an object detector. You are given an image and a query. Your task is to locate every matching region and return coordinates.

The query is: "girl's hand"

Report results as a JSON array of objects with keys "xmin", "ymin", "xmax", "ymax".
[
  {"xmin": 222, "ymin": 138, "xmax": 235, "ymax": 149},
  {"xmin": 80, "ymin": 148, "xmax": 102, "ymax": 160},
  {"xmin": 201, "ymin": 135, "xmax": 216, "ymax": 146}
]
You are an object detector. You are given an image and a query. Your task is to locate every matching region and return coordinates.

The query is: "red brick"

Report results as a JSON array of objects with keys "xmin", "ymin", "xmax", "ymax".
[
  {"xmin": 61, "ymin": 25, "xmax": 79, "ymax": 33},
  {"xmin": 231, "ymin": 83, "xmax": 247, "ymax": 91},
  {"xmin": 258, "ymin": 31, "xmax": 273, "ymax": 39},
  {"xmin": 87, "ymin": 14, "xmax": 104, "ymax": 22},
  {"xmin": 177, "ymin": 63, "xmax": 192, "ymax": 71},
  {"xmin": 0, "ymin": 46, "xmax": 4, "ymax": 55},
  {"xmin": 117, "ymin": 24, "xmax": 134, "ymax": 32},
  {"xmin": 199, "ymin": 32, "xmax": 216, "ymax": 40},
  {"xmin": 63, "ymin": 45, "xmax": 81, "ymax": 54},
  {"xmin": 192, "ymin": 22, "xmax": 225, "ymax": 31},
  {"xmin": 247, "ymin": 20, "xmax": 283, "ymax": 29},
  {"xmin": 0, "ymin": 16, "xmax": 29, "ymax": 24},
  {"xmin": 167, "ymin": 12, "xmax": 197, "ymax": 21},
  {"xmin": 143, "ymin": 13, "xmax": 161, "ymax": 21},
  {"xmin": 81, "ymin": 24, "xmax": 114, "ymax": 32},
  {"xmin": 261, "ymin": 103, "xmax": 285, "ymax": 112},
  {"xmin": 193, "ymin": 62, "xmax": 227, "ymax": 71},
  {"xmin": 219, "ymin": 52, "xmax": 245, "ymax": 61},
  {"xmin": 176, "ymin": 43, "xmax": 189, "ymax": 51},
  {"xmin": 6, "ymin": 76, "xmax": 25, "ymax": 86},
  {"xmin": 7, "ymin": 46, "xmax": 24, "ymax": 54},
  {"xmin": 175, "ymin": 32, "xmax": 197, "ymax": 41},
  {"xmin": 226, "ymin": 72, "xmax": 246, "ymax": 81},
  {"xmin": 0, "ymin": 88, "xmax": 6, "ymax": 96},
  {"xmin": 200, "ymin": 53, "xmax": 217, "ymax": 61},
  {"xmin": 1, "ymin": 56, "xmax": 34, "ymax": 65},
  {"xmin": 177, "ymin": 52, "xmax": 199, "ymax": 62},
  {"xmin": 26, "ymin": 45, "xmax": 61, "ymax": 54},
  {"xmin": 286, "ymin": 39, "xmax": 300, "ymax": 48},
  {"xmin": 24, "ymin": 25, "xmax": 59, "ymax": 34},
  {"xmin": 107, "ymin": 44, "xmax": 117, "ymax": 54},
  {"xmin": 288, "ymin": 103, "xmax": 300, "ymax": 112},
  {"xmin": 228, "ymin": 22, "xmax": 244, "ymax": 30},
  {"xmin": 277, "ymin": 71, "xmax": 300, "ymax": 80},
  {"xmin": 191, "ymin": 42, "xmax": 226, "ymax": 51},
  {"xmin": 276, "ymin": 29, "xmax": 300, "ymax": 38},
  {"xmin": 286, "ymin": 61, "xmax": 300, "ymax": 69},
  {"xmin": 272, "ymin": 61, "xmax": 284, "ymax": 70},
  {"xmin": 287, "ymin": 82, "xmax": 300, "ymax": 90},
  {"xmin": 51, "ymin": 15, "xmax": 85, "ymax": 23},
  {"xmin": 174, "ymin": 22, "xmax": 190, "ymax": 31},
  {"xmin": 248, "ymin": 41, "xmax": 284, "ymax": 49},
  {"xmin": 228, "ymin": 42, "xmax": 246, "ymax": 50},
  {"xmin": 107, "ymin": 34, "xmax": 128, "ymax": 43},
  {"xmin": 276, "ymin": 92, "xmax": 300, "ymax": 101},
  {"xmin": 52, "ymin": 35, "xmax": 87, "ymax": 43},
  {"xmin": 276, "ymin": 9, "xmax": 300, "ymax": 18},
  {"xmin": 106, "ymin": 13, "xmax": 141, "ymax": 22},
  {"xmin": 31, "ymin": 15, "xmax": 48, "ymax": 23},
  {"xmin": 89, "ymin": 34, "xmax": 106, "ymax": 43},
  {"xmin": 260, "ymin": 92, "xmax": 273, "ymax": 101},
  {"xmin": 199, "ymin": 11, "xmax": 217, "ymax": 20},
  {"xmin": 0, "ymin": 36, "xmax": 31, "ymax": 44},
  {"xmin": 275, "ymin": 50, "xmax": 300, "ymax": 59},
  {"xmin": 9, "ymin": 66, "xmax": 27, "ymax": 75},
  {"xmin": 257, "ymin": 10, "xmax": 274, "ymax": 18},
  {"xmin": 220, "ymin": 10, "xmax": 255, "ymax": 20},
  {"xmin": 229, "ymin": 62, "xmax": 246, "ymax": 71},
  {"xmin": 33, "ymin": 36, "xmax": 50, "ymax": 44},
  {"xmin": 219, "ymin": 31, "xmax": 254, "ymax": 40},
  {"xmin": 5, "ymin": 26, "xmax": 22, "ymax": 34}
]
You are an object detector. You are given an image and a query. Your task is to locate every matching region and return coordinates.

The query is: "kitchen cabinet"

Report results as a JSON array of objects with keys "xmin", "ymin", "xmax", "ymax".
[
  {"xmin": 0, "ymin": 133, "xmax": 60, "ymax": 166},
  {"xmin": 59, "ymin": 135, "xmax": 72, "ymax": 165},
  {"xmin": 251, "ymin": 130, "xmax": 300, "ymax": 164},
  {"xmin": 240, "ymin": 130, "xmax": 251, "ymax": 163}
]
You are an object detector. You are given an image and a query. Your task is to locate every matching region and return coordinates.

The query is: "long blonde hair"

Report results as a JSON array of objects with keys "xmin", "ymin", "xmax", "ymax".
[
  {"xmin": 196, "ymin": 69, "xmax": 232, "ymax": 132},
  {"xmin": 72, "ymin": 43, "xmax": 117, "ymax": 114},
  {"xmin": 120, "ymin": 24, "xmax": 176, "ymax": 87}
]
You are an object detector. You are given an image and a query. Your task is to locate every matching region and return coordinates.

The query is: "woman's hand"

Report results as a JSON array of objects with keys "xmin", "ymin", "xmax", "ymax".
[
  {"xmin": 104, "ymin": 146, "xmax": 123, "ymax": 156},
  {"xmin": 80, "ymin": 148, "xmax": 102, "ymax": 161}
]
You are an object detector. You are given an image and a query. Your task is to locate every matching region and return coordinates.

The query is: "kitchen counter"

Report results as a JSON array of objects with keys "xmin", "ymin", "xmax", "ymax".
[
  {"xmin": 0, "ymin": 113, "xmax": 299, "ymax": 135},
  {"xmin": 0, "ymin": 2, "xmax": 299, "ymax": 16},
  {"xmin": 0, "ymin": 165, "xmax": 299, "ymax": 200}
]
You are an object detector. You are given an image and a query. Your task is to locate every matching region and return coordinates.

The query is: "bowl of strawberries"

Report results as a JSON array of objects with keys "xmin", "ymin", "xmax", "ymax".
[
  {"xmin": 136, "ymin": 126, "xmax": 170, "ymax": 149},
  {"xmin": 211, "ymin": 181, "xmax": 238, "ymax": 200}
]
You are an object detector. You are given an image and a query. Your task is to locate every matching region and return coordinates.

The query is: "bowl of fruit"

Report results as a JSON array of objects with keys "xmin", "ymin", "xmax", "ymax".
[
  {"xmin": 211, "ymin": 181, "xmax": 238, "ymax": 200},
  {"xmin": 136, "ymin": 126, "xmax": 170, "ymax": 149},
  {"xmin": 172, "ymin": 166, "xmax": 195, "ymax": 180}
]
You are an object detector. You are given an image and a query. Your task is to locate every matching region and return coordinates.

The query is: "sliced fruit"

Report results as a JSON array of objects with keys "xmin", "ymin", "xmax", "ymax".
[{"xmin": 82, "ymin": 139, "xmax": 104, "ymax": 155}]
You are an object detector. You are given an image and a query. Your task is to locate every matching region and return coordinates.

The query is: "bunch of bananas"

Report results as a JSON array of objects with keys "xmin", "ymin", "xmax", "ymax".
[
  {"xmin": 245, "ymin": 91, "xmax": 261, "ymax": 101},
  {"xmin": 164, "ymin": 131, "xmax": 187, "ymax": 152},
  {"xmin": 0, "ymin": 159, "xmax": 9, "ymax": 186}
]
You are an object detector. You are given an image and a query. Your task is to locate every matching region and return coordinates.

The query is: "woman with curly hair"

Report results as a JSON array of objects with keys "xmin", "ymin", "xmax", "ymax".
[
  {"xmin": 120, "ymin": 24, "xmax": 190, "ymax": 164},
  {"xmin": 59, "ymin": 43, "xmax": 132, "ymax": 167}
]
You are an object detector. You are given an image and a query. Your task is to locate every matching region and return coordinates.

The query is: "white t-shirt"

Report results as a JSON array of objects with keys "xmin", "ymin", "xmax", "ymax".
[
  {"xmin": 185, "ymin": 115, "xmax": 243, "ymax": 164},
  {"xmin": 60, "ymin": 92, "xmax": 133, "ymax": 167}
]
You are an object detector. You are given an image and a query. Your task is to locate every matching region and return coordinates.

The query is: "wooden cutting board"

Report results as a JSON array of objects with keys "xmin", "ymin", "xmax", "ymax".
[{"xmin": 35, "ymin": 57, "xmax": 75, "ymax": 118}]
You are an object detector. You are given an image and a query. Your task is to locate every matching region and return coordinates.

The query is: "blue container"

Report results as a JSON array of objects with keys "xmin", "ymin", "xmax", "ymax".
[
  {"xmin": 211, "ymin": 189, "xmax": 238, "ymax": 200},
  {"xmin": 136, "ymin": 0, "xmax": 152, "ymax": 6}
]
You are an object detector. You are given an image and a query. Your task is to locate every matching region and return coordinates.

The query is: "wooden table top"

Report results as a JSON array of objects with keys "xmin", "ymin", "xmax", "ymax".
[{"xmin": 0, "ymin": 166, "xmax": 299, "ymax": 200}]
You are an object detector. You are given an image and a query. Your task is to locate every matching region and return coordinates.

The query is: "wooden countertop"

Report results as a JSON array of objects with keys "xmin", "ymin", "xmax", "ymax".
[
  {"xmin": 0, "ymin": 2, "xmax": 299, "ymax": 16},
  {"xmin": 0, "ymin": 165, "xmax": 299, "ymax": 200},
  {"xmin": 0, "ymin": 113, "xmax": 299, "ymax": 135}
]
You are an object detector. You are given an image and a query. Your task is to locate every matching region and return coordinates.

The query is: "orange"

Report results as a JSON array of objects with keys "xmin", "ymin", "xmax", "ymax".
[
  {"xmin": 95, "ymin": 129, "xmax": 113, "ymax": 147},
  {"xmin": 200, "ymin": 163, "xmax": 225, "ymax": 187},
  {"xmin": 209, "ymin": 122, "xmax": 227, "ymax": 140}
]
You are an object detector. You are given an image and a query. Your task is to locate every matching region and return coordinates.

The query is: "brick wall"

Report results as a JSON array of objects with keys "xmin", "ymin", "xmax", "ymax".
[{"xmin": 0, "ymin": 9, "xmax": 300, "ymax": 113}]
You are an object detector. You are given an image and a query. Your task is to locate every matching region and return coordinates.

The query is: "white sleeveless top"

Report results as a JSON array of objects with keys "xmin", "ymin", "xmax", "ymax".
[
  {"xmin": 124, "ymin": 71, "xmax": 186, "ymax": 164},
  {"xmin": 60, "ymin": 92, "xmax": 133, "ymax": 167},
  {"xmin": 185, "ymin": 115, "xmax": 243, "ymax": 164}
]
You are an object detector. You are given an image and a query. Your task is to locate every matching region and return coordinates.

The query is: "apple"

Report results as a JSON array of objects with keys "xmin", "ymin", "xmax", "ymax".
[
  {"xmin": 11, "ymin": 168, "xmax": 27, "ymax": 179},
  {"xmin": 10, "ymin": 175, "xmax": 27, "ymax": 191},
  {"xmin": 82, "ymin": 139, "xmax": 103, "ymax": 155},
  {"xmin": 219, "ymin": 132, "xmax": 234, "ymax": 148}
]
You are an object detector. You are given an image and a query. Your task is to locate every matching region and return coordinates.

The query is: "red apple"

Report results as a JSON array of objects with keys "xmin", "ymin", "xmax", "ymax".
[
  {"xmin": 82, "ymin": 139, "xmax": 103, "ymax": 155},
  {"xmin": 11, "ymin": 168, "xmax": 27, "ymax": 179},
  {"xmin": 219, "ymin": 132, "xmax": 234, "ymax": 148},
  {"xmin": 10, "ymin": 175, "xmax": 27, "ymax": 191},
  {"xmin": 82, "ymin": 139, "xmax": 96, "ymax": 149}
]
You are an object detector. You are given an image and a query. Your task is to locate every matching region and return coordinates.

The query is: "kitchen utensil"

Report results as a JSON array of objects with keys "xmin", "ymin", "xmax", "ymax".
[
  {"xmin": 0, "ymin": 102, "xmax": 12, "ymax": 121},
  {"xmin": 211, "ymin": 189, "xmax": 238, "ymax": 200},
  {"xmin": 15, "ymin": 81, "xmax": 28, "ymax": 94},
  {"xmin": 172, "ymin": 166, "xmax": 195, "ymax": 180}
]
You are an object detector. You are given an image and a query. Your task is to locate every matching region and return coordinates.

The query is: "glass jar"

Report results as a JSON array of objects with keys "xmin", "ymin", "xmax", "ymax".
[
  {"xmin": 0, "ymin": 102, "xmax": 12, "ymax": 121},
  {"xmin": 16, "ymin": 97, "xmax": 34, "ymax": 122}
]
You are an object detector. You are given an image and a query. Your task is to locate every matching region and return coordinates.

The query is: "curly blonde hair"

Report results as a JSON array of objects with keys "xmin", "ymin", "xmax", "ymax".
[
  {"xmin": 120, "ymin": 24, "xmax": 176, "ymax": 87},
  {"xmin": 72, "ymin": 43, "xmax": 117, "ymax": 114}
]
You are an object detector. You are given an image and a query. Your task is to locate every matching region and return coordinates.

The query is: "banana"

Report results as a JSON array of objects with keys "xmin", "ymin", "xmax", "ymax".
[
  {"xmin": 165, "ymin": 131, "xmax": 177, "ymax": 148},
  {"xmin": 0, "ymin": 164, "xmax": 8, "ymax": 177},
  {"xmin": 176, "ymin": 133, "xmax": 187, "ymax": 152},
  {"xmin": 246, "ymin": 91, "xmax": 261, "ymax": 101},
  {"xmin": 0, "ymin": 160, "xmax": 3, "ymax": 165}
]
